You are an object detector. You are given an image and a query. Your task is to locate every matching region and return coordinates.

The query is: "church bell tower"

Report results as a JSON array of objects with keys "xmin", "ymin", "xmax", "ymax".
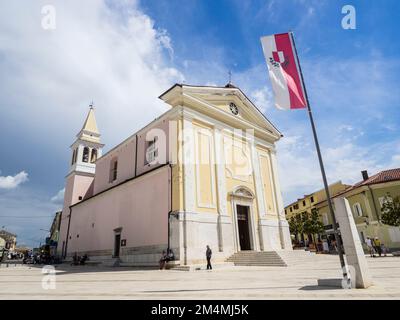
[
  {"xmin": 69, "ymin": 103, "xmax": 104, "ymax": 175},
  {"xmin": 58, "ymin": 104, "xmax": 104, "ymax": 257}
]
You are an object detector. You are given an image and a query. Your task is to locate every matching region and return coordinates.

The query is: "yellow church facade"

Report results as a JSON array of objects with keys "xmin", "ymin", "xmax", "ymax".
[
  {"xmin": 58, "ymin": 83, "xmax": 292, "ymax": 266},
  {"xmin": 164, "ymin": 84, "xmax": 292, "ymax": 264}
]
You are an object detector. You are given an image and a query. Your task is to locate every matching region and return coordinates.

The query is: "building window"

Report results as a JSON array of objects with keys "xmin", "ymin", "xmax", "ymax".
[
  {"xmin": 71, "ymin": 148, "xmax": 78, "ymax": 165},
  {"xmin": 109, "ymin": 158, "xmax": 118, "ymax": 183},
  {"xmin": 294, "ymin": 204, "xmax": 299, "ymax": 210},
  {"xmin": 71, "ymin": 149, "xmax": 76, "ymax": 165},
  {"xmin": 310, "ymin": 196, "xmax": 314, "ymax": 203},
  {"xmin": 290, "ymin": 207, "xmax": 293, "ymax": 212},
  {"xmin": 353, "ymin": 202, "xmax": 363, "ymax": 217},
  {"xmin": 302, "ymin": 200, "xmax": 306, "ymax": 206},
  {"xmin": 82, "ymin": 147, "xmax": 90, "ymax": 163},
  {"xmin": 145, "ymin": 137, "xmax": 158, "ymax": 164},
  {"xmin": 90, "ymin": 149, "xmax": 97, "ymax": 163}
]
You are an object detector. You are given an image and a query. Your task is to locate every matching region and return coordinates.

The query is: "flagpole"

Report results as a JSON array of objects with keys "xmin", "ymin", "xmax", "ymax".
[{"xmin": 289, "ymin": 32, "xmax": 348, "ymax": 281}]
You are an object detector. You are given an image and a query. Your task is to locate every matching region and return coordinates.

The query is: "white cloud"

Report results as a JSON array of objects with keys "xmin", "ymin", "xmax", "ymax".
[
  {"xmin": 250, "ymin": 87, "xmax": 274, "ymax": 112},
  {"xmin": 50, "ymin": 188, "xmax": 65, "ymax": 204},
  {"xmin": 0, "ymin": 0, "xmax": 184, "ymax": 152},
  {"xmin": 0, "ymin": 187, "xmax": 59, "ymax": 247},
  {"xmin": 276, "ymin": 135, "xmax": 400, "ymax": 205},
  {"xmin": 0, "ymin": 0, "xmax": 184, "ymax": 247},
  {"xmin": 0, "ymin": 171, "xmax": 29, "ymax": 189}
]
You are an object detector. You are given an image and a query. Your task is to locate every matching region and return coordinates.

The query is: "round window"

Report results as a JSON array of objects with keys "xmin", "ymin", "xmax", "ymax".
[{"xmin": 229, "ymin": 102, "xmax": 239, "ymax": 115}]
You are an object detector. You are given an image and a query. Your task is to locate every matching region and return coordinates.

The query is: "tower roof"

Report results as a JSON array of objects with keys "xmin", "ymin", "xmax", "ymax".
[
  {"xmin": 82, "ymin": 105, "xmax": 99, "ymax": 135},
  {"xmin": 76, "ymin": 104, "xmax": 101, "ymax": 144}
]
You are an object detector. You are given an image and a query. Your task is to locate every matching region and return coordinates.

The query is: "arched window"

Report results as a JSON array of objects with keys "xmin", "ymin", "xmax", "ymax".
[
  {"xmin": 82, "ymin": 147, "xmax": 89, "ymax": 163},
  {"xmin": 71, "ymin": 149, "xmax": 76, "ymax": 165},
  {"xmin": 73, "ymin": 148, "xmax": 78, "ymax": 164},
  {"xmin": 109, "ymin": 158, "xmax": 118, "ymax": 183},
  {"xmin": 90, "ymin": 149, "xmax": 97, "ymax": 163}
]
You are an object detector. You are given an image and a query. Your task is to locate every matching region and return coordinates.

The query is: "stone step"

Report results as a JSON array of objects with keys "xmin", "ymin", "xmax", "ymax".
[
  {"xmin": 233, "ymin": 263, "xmax": 285, "ymax": 266},
  {"xmin": 227, "ymin": 257, "xmax": 284, "ymax": 260},
  {"xmin": 167, "ymin": 262, "xmax": 235, "ymax": 272},
  {"xmin": 226, "ymin": 251, "xmax": 287, "ymax": 267},
  {"xmin": 275, "ymin": 250, "xmax": 322, "ymax": 266}
]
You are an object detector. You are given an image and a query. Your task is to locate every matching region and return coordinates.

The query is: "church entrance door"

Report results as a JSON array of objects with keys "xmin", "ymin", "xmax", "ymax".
[{"xmin": 237, "ymin": 205, "xmax": 251, "ymax": 250}]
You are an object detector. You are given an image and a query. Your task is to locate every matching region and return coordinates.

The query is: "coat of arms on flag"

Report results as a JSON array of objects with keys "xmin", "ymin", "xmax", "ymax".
[{"xmin": 260, "ymin": 32, "xmax": 307, "ymax": 110}]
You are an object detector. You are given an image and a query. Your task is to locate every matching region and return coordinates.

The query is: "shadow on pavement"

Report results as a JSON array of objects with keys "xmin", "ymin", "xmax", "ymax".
[
  {"xmin": 1, "ymin": 262, "xmax": 159, "ymax": 275},
  {"xmin": 299, "ymin": 285, "xmax": 342, "ymax": 291}
]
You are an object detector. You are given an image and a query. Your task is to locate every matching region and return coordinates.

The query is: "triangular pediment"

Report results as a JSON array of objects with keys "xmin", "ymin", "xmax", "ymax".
[
  {"xmin": 159, "ymin": 84, "xmax": 282, "ymax": 140},
  {"xmin": 189, "ymin": 92, "xmax": 267, "ymax": 127}
]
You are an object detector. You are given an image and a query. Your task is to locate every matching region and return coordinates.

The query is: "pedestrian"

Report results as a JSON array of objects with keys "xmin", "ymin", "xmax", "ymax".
[
  {"xmin": 366, "ymin": 237, "xmax": 375, "ymax": 257},
  {"xmin": 159, "ymin": 250, "xmax": 167, "ymax": 270},
  {"xmin": 322, "ymin": 240, "xmax": 329, "ymax": 253},
  {"xmin": 381, "ymin": 243, "xmax": 387, "ymax": 257},
  {"xmin": 206, "ymin": 245, "xmax": 212, "ymax": 270},
  {"xmin": 166, "ymin": 248, "xmax": 175, "ymax": 262},
  {"xmin": 373, "ymin": 237, "xmax": 382, "ymax": 257},
  {"xmin": 331, "ymin": 239, "xmax": 338, "ymax": 253}
]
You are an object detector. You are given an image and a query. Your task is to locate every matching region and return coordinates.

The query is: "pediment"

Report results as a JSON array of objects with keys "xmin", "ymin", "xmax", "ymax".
[
  {"xmin": 159, "ymin": 84, "xmax": 281, "ymax": 139},
  {"xmin": 189, "ymin": 91, "xmax": 268, "ymax": 127}
]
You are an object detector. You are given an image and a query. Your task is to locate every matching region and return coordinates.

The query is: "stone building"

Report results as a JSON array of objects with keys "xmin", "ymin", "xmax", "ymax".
[{"xmin": 57, "ymin": 83, "xmax": 292, "ymax": 266}]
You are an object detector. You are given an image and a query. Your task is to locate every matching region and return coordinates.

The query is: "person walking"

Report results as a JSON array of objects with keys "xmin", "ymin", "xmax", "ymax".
[
  {"xmin": 373, "ymin": 237, "xmax": 382, "ymax": 257},
  {"xmin": 206, "ymin": 245, "xmax": 212, "ymax": 270},
  {"xmin": 159, "ymin": 250, "xmax": 167, "ymax": 270},
  {"xmin": 381, "ymin": 243, "xmax": 387, "ymax": 257},
  {"xmin": 366, "ymin": 237, "xmax": 375, "ymax": 257}
]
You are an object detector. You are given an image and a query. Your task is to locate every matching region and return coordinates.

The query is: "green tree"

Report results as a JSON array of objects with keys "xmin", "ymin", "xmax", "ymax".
[
  {"xmin": 288, "ymin": 216, "xmax": 301, "ymax": 241},
  {"xmin": 381, "ymin": 196, "xmax": 400, "ymax": 227},
  {"xmin": 303, "ymin": 208, "xmax": 324, "ymax": 249},
  {"xmin": 288, "ymin": 212, "xmax": 308, "ymax": 244}
]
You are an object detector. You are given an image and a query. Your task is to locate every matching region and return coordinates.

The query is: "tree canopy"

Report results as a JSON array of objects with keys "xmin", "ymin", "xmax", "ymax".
[{"xmin": 381, "ymin": 195, "xmax": 400, "ymax": 227}]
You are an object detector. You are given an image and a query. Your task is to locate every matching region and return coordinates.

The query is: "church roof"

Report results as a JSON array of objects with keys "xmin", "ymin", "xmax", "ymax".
[{"xmin": 81, "ymin": 105, "xmax": 99, "ymax": 135}]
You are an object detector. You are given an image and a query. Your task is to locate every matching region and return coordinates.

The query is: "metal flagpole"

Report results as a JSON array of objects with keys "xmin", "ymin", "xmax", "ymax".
[{"xmin": 289, "ymin": 32, "xmax": 348, "ymax": 281}]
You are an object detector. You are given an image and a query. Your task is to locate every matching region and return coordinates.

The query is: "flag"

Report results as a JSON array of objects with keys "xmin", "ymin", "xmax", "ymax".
[{"xmin": 260, "ymin": 32, "xmax": 307, "ymax": 110}]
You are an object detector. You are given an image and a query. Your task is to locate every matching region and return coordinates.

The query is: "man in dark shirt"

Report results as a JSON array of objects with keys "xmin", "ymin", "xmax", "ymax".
[{"xmin": 206, "ymin": 245, "xmax": 212, "ymax": 270}]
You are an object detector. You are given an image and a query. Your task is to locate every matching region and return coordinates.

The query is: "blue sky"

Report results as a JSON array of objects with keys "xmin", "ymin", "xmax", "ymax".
[{"xmin": 0, "ymin": 0, "xmax": 399, "ymax": 247}]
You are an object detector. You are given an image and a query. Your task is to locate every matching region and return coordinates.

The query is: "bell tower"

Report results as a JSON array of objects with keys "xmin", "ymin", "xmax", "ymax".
[
  {"xmin": 58, "ymin": 104, "xmax": 104, "ymax": 258},
  {"xmin": 69, "ymin": 103, "xmax": 104, "ymax": 174}
]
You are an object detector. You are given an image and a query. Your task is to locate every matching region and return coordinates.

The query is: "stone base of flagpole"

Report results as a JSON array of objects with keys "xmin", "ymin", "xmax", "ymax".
[
  {"xmin": 317, "ymin": 278, "xmax": 352, "ymax": 289},
  {"xmin": 334, "ymin": 197, "xmax": 373, "ymax": 289},
  {"xmin": 317, "ymin": 197, "xmax": 373, "ymax": 289}
]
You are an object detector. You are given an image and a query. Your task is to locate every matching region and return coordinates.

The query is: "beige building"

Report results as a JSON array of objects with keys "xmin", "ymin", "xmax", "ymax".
[
  {"xmin": 316, "ymin": 169, "xmax": 400, "ymax": 252},
  {"xmin": 0, "ymin": 230, "xmax": 17, "ymax": 252},
  {"xmin": 285, "ymin": 181, "xmax": 350, "ymax": 244}
]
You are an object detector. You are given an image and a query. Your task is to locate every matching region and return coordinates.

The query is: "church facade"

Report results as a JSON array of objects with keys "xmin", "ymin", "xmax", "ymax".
[{"xmin": 57, "ymin": 83, "xmax": 292, "ymax": 266}]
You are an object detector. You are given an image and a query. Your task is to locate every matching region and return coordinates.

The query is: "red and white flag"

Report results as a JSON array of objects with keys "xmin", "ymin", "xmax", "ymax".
[{"xmin": 260, "ymin": 32, "xmax": 307, "ymax": 110}]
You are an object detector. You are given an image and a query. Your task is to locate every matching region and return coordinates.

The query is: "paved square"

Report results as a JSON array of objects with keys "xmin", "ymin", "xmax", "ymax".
[{"xmin": 1, "ymin": 255, "xmax": 399, "ymax": 299}]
